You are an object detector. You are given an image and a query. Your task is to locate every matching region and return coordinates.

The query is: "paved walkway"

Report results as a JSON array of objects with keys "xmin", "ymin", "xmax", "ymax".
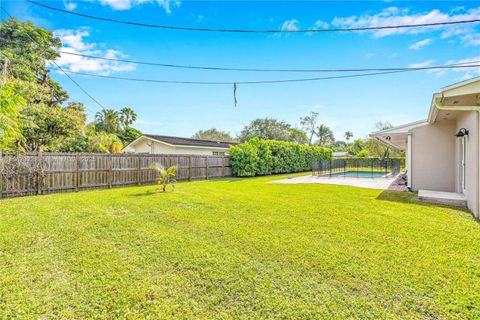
[{"xmin": 272, "ymin": 174, "xmax": 402, "ymax": 190}]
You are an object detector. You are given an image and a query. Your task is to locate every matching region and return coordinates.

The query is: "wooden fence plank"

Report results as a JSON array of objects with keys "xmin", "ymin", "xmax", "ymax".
[{"xmin": 0, "ymin": 153, "xmax": 231, "ymax": 198}]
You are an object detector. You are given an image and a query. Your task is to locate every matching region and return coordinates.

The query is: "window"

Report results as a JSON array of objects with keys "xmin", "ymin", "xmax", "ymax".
[{"xmin": 212, "ymin": 151, "xmax": 225, "ymax": 156}]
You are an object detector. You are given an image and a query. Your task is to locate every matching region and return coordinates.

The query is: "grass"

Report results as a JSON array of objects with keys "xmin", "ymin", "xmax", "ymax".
[{"xmin": 1, "ymin": 174, "xmax": 480, "ymax": 319}]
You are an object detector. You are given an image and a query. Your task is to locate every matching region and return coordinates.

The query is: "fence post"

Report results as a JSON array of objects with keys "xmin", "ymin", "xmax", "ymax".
[
  {"xmin": 137, "ymin": 154, "xmax": 141, "ymax": 185},
  {"xmin": 108, "ymin": 155, "xmax": 113, "ymax": 188},
  {"xmin": 221, "ymin": 156, "xmax": 225, "ymax": 178},
  {"xmin": 37, "ymin": 151, "xmax": 43, "ymax": 195},
  {"xmin": 205, "ymin": 156, "xmax": 209, "ymax": 180},
  {"xmin": 75, "ymin": 153, "xmax": 80, "ymax": 192},
  {"xmin": 188, "ymin": 156, "xmax": 192, "ymax": 181}
]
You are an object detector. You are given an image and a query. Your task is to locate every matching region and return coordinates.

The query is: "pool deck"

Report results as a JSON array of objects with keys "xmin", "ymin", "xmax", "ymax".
[{"xmin": 272, "ymin": 174, "xmax": 402, "ymax": 190}]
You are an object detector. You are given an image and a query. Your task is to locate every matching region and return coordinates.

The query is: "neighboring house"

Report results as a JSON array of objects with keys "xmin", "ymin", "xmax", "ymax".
[
  {"xmin": 370, "ymin": 77, "xmax": 480, "ymax": 218},
  {"xmin": 332, "ymin": 151, "xmax": 351, "ymax": 158},
  {"xmin": 123, "ymin": 134, "xmax": 238, "ymax": 155}
]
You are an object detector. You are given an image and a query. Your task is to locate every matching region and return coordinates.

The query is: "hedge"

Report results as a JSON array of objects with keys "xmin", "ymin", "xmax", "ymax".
[{"xmin": 229, "ymin": 138, "xmax": 332, "ymax": 177}]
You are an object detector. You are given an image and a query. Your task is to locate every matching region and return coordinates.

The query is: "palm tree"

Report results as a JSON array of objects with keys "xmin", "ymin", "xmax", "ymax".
[
  {"xmin": 316, "ymin": 124, "xmax": 334, "ymax": 147},
  {"xmin": 95, "ymin": 109, "xmax": 120, "ymax": 134},
  {"xmin": 344, "ymin": 131, "xmax": 353, "ymax": 144},
  {"xmin": 119, "ymin": 107, "xmax": 137, "ymax": 128}
]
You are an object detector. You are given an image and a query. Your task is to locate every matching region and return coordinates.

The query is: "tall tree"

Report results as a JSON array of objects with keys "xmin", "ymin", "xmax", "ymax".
[
  {"xmin": 192, "ymin": 128, "xmax": 237, "ymax": 142},
  {"xmin": 119, "ymin": 107, "xmax": 137, "ymax": 128},
  {"xmin": 95, "ymin": 109, "xmax": 121, "ymax": 134},
  {"xmin": 316, "ymin": 124, "xmax": 335, "ymax": 147},
  {"xmin": 344, "ymin": 131, "xmax": 353, "ymax": 144},
  {"xmin": 239, "ymin": 118, "xmax": 295, "ymax": 142},
  {"xmin": 300, "ymin": 112, "xmax": 319, "ymax": 146}
]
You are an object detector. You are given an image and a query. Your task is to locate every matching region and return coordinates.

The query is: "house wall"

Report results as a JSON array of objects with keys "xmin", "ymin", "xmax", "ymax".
[
  {"xmin": 410, "ymin": 120, "xmax": 456, "ymax": 192},
  {"xmin": 124, "ymin": 138, "xmax": 229, "ymax": 155},
  {"xmin": 455, "ymin": 111, "xmax": 479, "ymax": 217}
]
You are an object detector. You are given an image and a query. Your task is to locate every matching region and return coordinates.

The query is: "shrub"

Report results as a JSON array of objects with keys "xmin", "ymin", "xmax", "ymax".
[{"xmin": 230, "ymin": 139, "xmax": 331, "ymax": 177}]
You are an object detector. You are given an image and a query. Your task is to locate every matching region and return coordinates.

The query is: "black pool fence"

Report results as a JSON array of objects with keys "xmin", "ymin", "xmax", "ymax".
[{"xmin": 312, "ymin": 158, "xmax": 401, "ymax": 178}]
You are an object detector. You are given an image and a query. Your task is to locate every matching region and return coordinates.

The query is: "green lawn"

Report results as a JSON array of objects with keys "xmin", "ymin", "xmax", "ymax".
[{"xmin": 1, "ymin": 175, "xmax": 480, "ymax": 319}]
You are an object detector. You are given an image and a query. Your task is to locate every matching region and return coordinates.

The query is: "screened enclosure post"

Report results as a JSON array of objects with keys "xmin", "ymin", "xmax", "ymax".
[{"xmin": 329, "ymin": 159, "xmax": 332, "ymax": 177}]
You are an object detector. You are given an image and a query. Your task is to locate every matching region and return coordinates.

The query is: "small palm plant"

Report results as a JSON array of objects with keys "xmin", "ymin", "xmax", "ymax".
[{"xmin": 149, "ymin": 163, "xmax": 177, "ymax": 192}]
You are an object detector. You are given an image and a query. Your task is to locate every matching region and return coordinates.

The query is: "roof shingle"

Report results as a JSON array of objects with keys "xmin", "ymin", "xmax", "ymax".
[{"xmin": 143, "ymin": 134, "xmax": 238, "ymax": 149}]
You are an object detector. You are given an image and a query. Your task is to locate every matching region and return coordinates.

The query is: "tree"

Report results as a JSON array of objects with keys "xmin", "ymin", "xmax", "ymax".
[
  {"xmin": 288, "ymin": 128, "xmax": 308, "ymax": 145},
  {"xmin": 19, "ymin": 102, "xmax": 86, "ymax": 152},
  {"xmin": 95, "ymin": 109, "xmax": 121, "ymax": 134},
  {"xmin": 192, "ymin": 128, "xmax": 237, "ymax": 142},
  {"xmin": 117, "ymin": 126, "xmax": 142, "ymax": 145},
  {"xmin": 119, "ymin": 107, "xmax": 137, "ymax": 128},
  {"xmin": 300, "ymin": 112, "xmax": 319, "ymax": 145},
  {"xmin": 316, "ymin": 124, "xmax": 334, "ymax": 147},
  {"xmin": 344, "ymin": 131, "xmax": 353, "ymax": 144},
  {"xmin": 373, "ymin": 120, "xmax": 394, "ymax": 159},
  {"xmin": 0, "ymin": 84, "xmax": 25, "ymax": 151},
  {"xmin": 239, "ymin": 118, "xmax": 294, "ymax": 142}
]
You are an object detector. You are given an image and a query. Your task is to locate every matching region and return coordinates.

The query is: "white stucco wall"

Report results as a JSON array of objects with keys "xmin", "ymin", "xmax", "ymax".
[
  {"xmin": 123, "ymin": 138, "xmax": 230, "ymax": 155},
  {"xmin": 455, "ymin": 111, "xmax": 479, "ymax": 217},
  {"xmin": 410, "ymin": 120, "xmax": 456, "ymax": 192}
]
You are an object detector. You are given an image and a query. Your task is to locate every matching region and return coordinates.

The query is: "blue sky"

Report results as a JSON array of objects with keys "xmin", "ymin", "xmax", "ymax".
[{"xmin": 3, "ymin": 0, "xmax": 480, "ymax": 141}]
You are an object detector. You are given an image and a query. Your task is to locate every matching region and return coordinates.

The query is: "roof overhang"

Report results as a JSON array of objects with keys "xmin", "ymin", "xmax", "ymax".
[
  {"xmin": 369, "ymin": 120, "xmax": 429, "ymax": 150},
  {"xmin": 428, "ymin": 77, "xmax": 480, "ymax": 124},
  {"xmin": 123, "ymin": 135, "xmax": 231, "ymax": 152}
]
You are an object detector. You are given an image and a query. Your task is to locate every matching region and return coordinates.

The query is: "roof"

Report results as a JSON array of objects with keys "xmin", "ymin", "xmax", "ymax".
[
  {"xmin": 332, "ymin": 151, "xmax": 350, "ymax": 157},
  {"xmin": 369, "ymin": 120, "xmax": 429, "ymax": 150},
  {"xmin": 143, "ymin": 134, "xmax": 238, "ymax": 149}
]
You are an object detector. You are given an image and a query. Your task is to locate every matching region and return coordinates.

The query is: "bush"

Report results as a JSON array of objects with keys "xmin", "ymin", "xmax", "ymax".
[{"xmin": 230, "ymin": 139, "xmax": 331, "ymax": 177}]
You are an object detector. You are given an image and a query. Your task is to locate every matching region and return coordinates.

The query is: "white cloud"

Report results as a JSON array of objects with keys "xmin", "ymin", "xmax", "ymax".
[
  {"xmin": 313, "ymin": 20, "xmax": 329, "ymax": 29},
  {"xmin": 331, "ymin": 6, "xmax": 480, "ymax": 38},
  {"xmin": 461, "ymin": 34, "xmax": 480, "ymax": 46},
  {"xmin": 54, "ymin": 28, "xmax": 136, "ymax": 75},
  {"xmin": 408, "ymin": 59, "xmax": 435, "ymax": 68},
  {"xmin": 98, "ymin": 0, "xmax": 181, "ymax": 14},
  {"xmin": 281, "ymin": 19, "xmax": 299, "ymax": 31},
  {"xmin": 409, "ymin": 38, "xmax": 432, "ymax": 50},
  {"xmin": 441, "ymin": 56, "xmax": 480, "ymax": 79},
  {"xmin": 64, "ymin": 1, "xmax": 77, "ymax": 10}
]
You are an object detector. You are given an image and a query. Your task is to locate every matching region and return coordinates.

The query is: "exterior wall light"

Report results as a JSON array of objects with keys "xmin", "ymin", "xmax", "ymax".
[{"xmin": 455, "ymin": 128, "xmax": 469, "ymax": 137}]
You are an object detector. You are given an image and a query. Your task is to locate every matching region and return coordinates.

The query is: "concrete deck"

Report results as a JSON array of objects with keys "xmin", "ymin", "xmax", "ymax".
[
  {"xmin": 418, "ymin": 190, "xmax": 467, "ymax": 207},
  {"xmin": 272, "ymin": 174, "xmax": 399, "ymax": 190}
]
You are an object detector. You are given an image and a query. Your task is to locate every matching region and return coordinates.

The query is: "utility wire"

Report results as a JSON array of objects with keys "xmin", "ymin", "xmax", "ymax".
[
  {"xmin": 1, "ymin": 7, "xmax": 105, "ymax": 112},
  {"xmin": 56, "ymin": 50, "xmax": 480, "ymax": 73},
  {"xmin": 28, "ymin": 0, "xmax": 480, "ymax": 33},
  {"xmin": 45, "ymin": 64, "xmax": 480, "ymax": 85}
]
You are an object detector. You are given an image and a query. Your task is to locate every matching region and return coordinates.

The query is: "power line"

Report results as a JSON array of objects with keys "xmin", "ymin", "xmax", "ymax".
[
  {"xmin": 46, "ymin": 64, "xmax": 480, "ymax": 85},
  {"xmin": 56, "ymin": 50, "xmax": 480, "ymax": 73},
  {"xmin": 1, "ymin": 7, "xmax": 105, "ymax": 112},
  {"xmin": 28, "ymin": 0, "xmax": 480, "ymax": 33}
]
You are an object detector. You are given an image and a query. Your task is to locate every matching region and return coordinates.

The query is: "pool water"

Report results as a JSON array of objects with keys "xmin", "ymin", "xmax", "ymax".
[{"xmin": 330, "ymin": 171, "xmax": 387, "ymax": 178}]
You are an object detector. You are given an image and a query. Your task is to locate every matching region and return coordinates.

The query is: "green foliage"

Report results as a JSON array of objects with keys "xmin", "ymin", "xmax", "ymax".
[
  {"xmin": 0, "ymin": 84, "xmax": 25, "ymax": 151},
  {"xmin": 355, "ymin": 149, "xmax": 369, "ymax": 158},
  {"xmin": 230, "ymin": 138, "xmax": 331, "ymax": 177},
  {"xmin": 117, "ymin": 126, "xmax": 142, "ymax": 145},
  {"xmin": 229, "ymin": 142, "xmax": 259, "ymax": 177},
  {"xmin": 239, "ymin": 118, "xmax": 295, "ymax": 142},
  {"xmin": 149, "ymin": 163, "xmax": 177, "ymax": 192},
  {"xmin": 316, "ymin": 124, "xmax": 334, "ymax": 146},
  {"xmin": 192, "ymin": 128, "xmax": 237, "ymax": 142},
  {"xmin": 86, "ymin": 131, "xmax": 123, "ymax": 153}
]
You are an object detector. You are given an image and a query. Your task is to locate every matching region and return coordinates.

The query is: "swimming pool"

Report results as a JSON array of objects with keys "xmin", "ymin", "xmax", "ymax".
[{"xmin": 329, "ymin": 171, "xmax": 387, "ymax": 178}]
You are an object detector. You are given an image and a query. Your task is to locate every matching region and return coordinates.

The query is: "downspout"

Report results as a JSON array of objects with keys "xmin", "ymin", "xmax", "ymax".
[{"xmin": 477, "ymin": 111, "xmax": 480, "ymax": 218}]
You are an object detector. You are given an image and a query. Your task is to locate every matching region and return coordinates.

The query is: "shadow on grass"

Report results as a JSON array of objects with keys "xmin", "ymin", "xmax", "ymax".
[
  {"xmin": 131, "ymin": 189, "xmax": 172, "ymax": 197},
  {"xmin": 376, "ymin": 189, "xmax": 472, "ymax": 213}
]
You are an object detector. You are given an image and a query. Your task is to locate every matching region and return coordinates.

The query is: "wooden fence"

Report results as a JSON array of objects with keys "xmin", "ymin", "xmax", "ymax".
[{"xmin": 0, "ymin": 153, "xmax": 232, "ymax": 198}]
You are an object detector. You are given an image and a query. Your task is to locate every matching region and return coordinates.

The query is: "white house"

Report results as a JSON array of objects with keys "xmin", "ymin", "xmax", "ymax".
[
  {"xmin": 370, "ymin": 77, "xmax": 480, "ymax": 218},
  {"xmin": 123, "ymin": 134, "xmax": 238, "ymax": 156}
]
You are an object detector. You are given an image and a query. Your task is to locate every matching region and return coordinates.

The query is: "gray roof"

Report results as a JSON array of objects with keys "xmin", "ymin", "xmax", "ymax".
[{"xmin": 143, "ymin": 134, "xmax": 238, "ymax": 149}]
